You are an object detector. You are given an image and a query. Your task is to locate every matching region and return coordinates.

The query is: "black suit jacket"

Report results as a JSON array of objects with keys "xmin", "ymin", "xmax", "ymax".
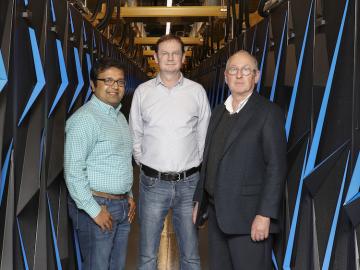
[{"xmin": 194, "ymin": 92, "xmax": 287, "ymax": 234}]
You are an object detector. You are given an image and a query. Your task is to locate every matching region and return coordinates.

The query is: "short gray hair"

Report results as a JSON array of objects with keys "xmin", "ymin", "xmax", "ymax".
[{"xmin": 225, "ymin": 50, "xmax": 259, "ymax": 71}]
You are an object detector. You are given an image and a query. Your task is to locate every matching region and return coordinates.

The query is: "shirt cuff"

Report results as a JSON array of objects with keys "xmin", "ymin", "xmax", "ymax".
[
  {"xmin": 86, "ymin": 200, "xmax": 102, "ymax": 219},
  {"xmin": 128, "ymin": 190, "xmax": 134, "ymax": 198}
]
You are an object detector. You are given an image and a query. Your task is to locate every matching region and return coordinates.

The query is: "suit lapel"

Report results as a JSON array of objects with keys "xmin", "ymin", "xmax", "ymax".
[{"xmin": 221, "ymin": 92, "xmax": 260, "ymax": 159}]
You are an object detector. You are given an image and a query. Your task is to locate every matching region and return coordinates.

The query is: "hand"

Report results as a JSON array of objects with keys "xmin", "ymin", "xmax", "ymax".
[
  {"xmin": 251, "ymin": 215, "xmax": 270, "ymax": 242},
  {"xmin": 128, "ymin": 197, "xmax": 136, "ymax": 223},
  {"xmin": 192, "ymin": 202, "xmax": 199, "ymax": 225},
  {"xmin": 192, "ymin": 202, "xmax": 207, "ymax": 228},
  {"xmin": 93, "ymin": 205, "xmax": 113, "ymax": 231}
]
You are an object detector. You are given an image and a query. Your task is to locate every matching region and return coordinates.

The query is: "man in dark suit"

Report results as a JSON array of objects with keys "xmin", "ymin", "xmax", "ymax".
[{"xmin": 192, "ymin": 50, "xmax": 287, "ymax": 270}]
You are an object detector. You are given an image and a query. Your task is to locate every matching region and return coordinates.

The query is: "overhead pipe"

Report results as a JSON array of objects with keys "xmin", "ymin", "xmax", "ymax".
[
  {"xmin": 225, "ymin": 0, "xmax": 231, "ymax": 42},
  {"xmin": 210, "ymin": 17, "xmax": 214, "ymax": 54},
  {"xmin": 244, "ymin": 0, "xmax": 250, "ymax": 28},
  {"xmin": 118, "ymin": 23, "xmax": 130, "ymax": 50},
  {"xmin": 96, "ymin": 0, "xmax": 115, "ymax": 30},
  {"xmin": 130, "ymin": 43, "xmax": 138, "ymax": 59},
  {"xmin": 237, "ymin": 0, "xmax": 251, "ymax": 33},
  {"xmin": 125, "ymin": 27, "xmax": 136, "ymax": 57},
  {"xmin": 90, "ymin": 0, "xmax": 104, "ymax": 21},
  {"xmin": 206, "ymin": 23, "xmax": 212, "ymax": 57},
  {"xmin": 257, "ymin": 0, "xmax": 287, "ymax": 18},
  {"xmin": 238, "ymin": 0, "xmax": 243, "ymax": 35},
  {"xmin": 192, "ymin": 46, "xmax": 199, "ymax": 67},
  {"xmin": 109, "ymin": 0, "xmax": 123, "ymax": 45},
  {"xmin": 231, "ymin": 0, "xmax": 237, "ymax": 39},
  {"xmin": 201, "ymin": 25, "xmax": 209, "ymax": 60}
]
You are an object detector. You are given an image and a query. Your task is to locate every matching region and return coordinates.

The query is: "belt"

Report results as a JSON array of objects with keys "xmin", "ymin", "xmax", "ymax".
[
  {"xmin": 141, "ymin": 164, "xmax": 199, "ymax": 181},
  {"xmin": 92, "ymin": 191, "xmax": 128, "ymax": 200}
]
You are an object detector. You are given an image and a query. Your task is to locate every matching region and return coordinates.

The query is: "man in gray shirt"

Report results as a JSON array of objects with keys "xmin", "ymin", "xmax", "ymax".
[{"xmin": 129, "ymin": 34, "xmax": 211, "ymax": 270}]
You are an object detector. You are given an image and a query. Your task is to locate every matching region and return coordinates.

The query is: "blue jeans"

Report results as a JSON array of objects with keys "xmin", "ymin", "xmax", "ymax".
[
  {"xmin": 138, "ymin": 171, "xmax": 201, "ymax": 270},
  {"xmin": 68, "ymin": 196, "xmax": 130, "ymax": 270}
]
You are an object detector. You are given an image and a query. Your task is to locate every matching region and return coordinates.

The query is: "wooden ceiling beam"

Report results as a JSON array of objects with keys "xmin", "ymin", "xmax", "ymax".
[
  {"xmin": 119, "ymin": 6, "xmax": 262, "ymax": 27},
  {"xmin": 89, "ymin": 5, "xmax": 262, "ymax": 29},
  {"xmin": 120, "ymin": 6, "xmax": 228, "ymax": 18}
]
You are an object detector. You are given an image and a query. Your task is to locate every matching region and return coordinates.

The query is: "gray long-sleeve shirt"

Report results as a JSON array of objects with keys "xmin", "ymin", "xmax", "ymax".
[{"xmin": 129, "ymin": 74, "xmax": 211, "ymax": 172}]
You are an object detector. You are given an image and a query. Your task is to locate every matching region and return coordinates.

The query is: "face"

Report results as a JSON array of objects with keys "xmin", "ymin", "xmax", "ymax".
[
  {"xmin": 224, "ymin": 53, "xmax": 260, "ymax": 98},
  {"xmin": 154, "ymin": 39, "xmax": 185, "ymax": 74},
  {"xmin": 91, "ymin": 67, "xmax": 125, "ymax": 107}
]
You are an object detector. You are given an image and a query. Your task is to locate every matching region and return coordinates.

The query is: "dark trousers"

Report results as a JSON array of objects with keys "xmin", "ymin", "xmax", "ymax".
[{"xmin": 208, "ymin": 205, "xmax": 273, "ymax": 270}]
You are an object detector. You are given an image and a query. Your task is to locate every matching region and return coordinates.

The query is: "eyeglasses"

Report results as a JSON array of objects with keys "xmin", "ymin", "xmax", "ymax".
[
  {"xmin": 226, "ymin": 66, "xmax": 256, "ymax": 76},
  {"xmin": 97, "ymin": 78, "xmax": 126, "ymax": 87}
]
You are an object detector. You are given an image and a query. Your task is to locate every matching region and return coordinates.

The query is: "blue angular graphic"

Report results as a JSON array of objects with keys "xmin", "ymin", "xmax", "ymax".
[
  {"xmin": 18, "ymin": 27, "xmax": 46, "ymax": 126},
  {"xmin": 68, "ymin": 47, "xmax": 84, "ymax": 112},
  {"xmin": 283, "ymin": 139, "xmax": 310, "ymax": 270},
  {"xmin": 49, "ymin": 39, "xmax": 69, "ymax": 117},
  {"xmin": 344, "ymin": 152, "xmax": 360, "ymax": 204},
  {"xmin": 0, "ymin": 50, "xmax": 8, "ymax": 92},
  {"xmin": 93, "ymin": 30, "xmax": 97, "ymax": 49},
  {"xmin": 50, "ymin": 0, "xmax": 56, "ymax": 22},
  {"xmin": 272, "ymin": 251, "xmax": 279, "ymax": 270},
  {"xmin": 285, "ymin": 0, "xmax": 313, "ymax": 139},
  {"xmin": 0, "ymin": 140, "xmax": 13, "ymax": 207},
  {"xmin": 69, "ymin": 10, "xmax": 75, "ymax": 33},
  {"xmin": 284, "ymin": 1, "xmax": 348, "ymax": 266},
  {"xmin": 270, "ymin": 11, "xmax": 288, "ymax": 102},
  {"xmin": 39, "ymin": 130, "xmax": 45, "ymax": 167},
  {"xmin": 84, "ymin": 53, "xmax": 93, "ymax": 102},
  {"xmin": 47, "ymin": 194, "xmax": 63, "ymax": 270},
  {"xmin": 17, "ymin": 218, "xmax": 30, "ymax": 270},
  {"xmin": 284, "ymin": 140, "xmax": 349, "ymax": 268},
  {"xmin": 83, "ymin": 21, "xmax": 87, "ymax": 42},
  {"xmin": 322, "ymin": 152, "xmax": 349, "ymax": 269},
  {"xmin": 256, "ymin": 21, "xmax": 269, "ymax": 93},
  {"xmin": 250, "ymin": 26, "xmax": 257, "ymax": 55},
  {"xmin": 73, "ymin": 228, "xmax": 82, "ymax": 270},
  {"xmin": 347, "ymin": 192, "xmax": 360, "ymax": 204},
  {"xmin": 305, "ymin": 0, "xmax": 348, "ymax": 175}
]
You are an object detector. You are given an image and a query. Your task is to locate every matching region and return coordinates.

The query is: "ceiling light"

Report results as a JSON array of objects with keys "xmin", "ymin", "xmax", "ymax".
[{"xmin": 166, "ymin": 0, "xmax": 173, "ymax": 34}]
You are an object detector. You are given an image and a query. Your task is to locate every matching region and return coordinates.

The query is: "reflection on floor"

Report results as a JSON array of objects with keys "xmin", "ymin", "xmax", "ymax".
[{"xmin": 125, "ymin": 166, "xmax": 209, "ymax": 270}]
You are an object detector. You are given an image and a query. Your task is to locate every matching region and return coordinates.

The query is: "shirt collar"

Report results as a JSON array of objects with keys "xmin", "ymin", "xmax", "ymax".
[
  {"xmin": 224, "ymin": 92, "xmax": 253, "ymax": 114},
  {"xmin": 155, "ymin": 73, "xmax": 184, "ymax": 87},
  {"xmin": 90, "ymin": 95, "xmax": 122, "ymax": 115}
]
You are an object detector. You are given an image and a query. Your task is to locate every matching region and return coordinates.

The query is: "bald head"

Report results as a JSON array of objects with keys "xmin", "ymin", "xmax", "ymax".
[{"xmin": 226, "ymin": 50, "xmax": 259, "ymax": 71}]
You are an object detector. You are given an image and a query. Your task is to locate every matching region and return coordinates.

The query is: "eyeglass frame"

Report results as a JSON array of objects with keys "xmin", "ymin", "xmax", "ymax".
[
  {"xmin": 226, "ymin": 65, "xmax": 258, "ymax": 76},
  {"xmin": 96, "ymin": 78, "xmax": 126, "ymax": 87}
]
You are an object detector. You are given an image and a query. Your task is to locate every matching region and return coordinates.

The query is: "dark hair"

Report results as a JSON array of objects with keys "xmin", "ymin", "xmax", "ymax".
[
  {"xmin": 155, "ymin": 34, "xmax": 185, "ymax": 53},
  {"xmin": 90, "ymin": 58, "xmax": 126, "ymax": 86}
]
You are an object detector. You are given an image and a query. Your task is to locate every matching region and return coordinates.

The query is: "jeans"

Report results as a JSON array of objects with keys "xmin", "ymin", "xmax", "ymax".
[
  {"xmin": 68, "ymin": 196, "xmax": 130, "ymax": 270},
  {"xmin": 138, "ymin": 170, "xmax": 201, "ymax": 270}
]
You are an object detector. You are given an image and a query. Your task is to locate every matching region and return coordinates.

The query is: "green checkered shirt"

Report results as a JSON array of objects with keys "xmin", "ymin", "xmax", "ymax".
[{"xmin": 64, "ymin": 95, "xmax": 133, "ymax": 218}]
